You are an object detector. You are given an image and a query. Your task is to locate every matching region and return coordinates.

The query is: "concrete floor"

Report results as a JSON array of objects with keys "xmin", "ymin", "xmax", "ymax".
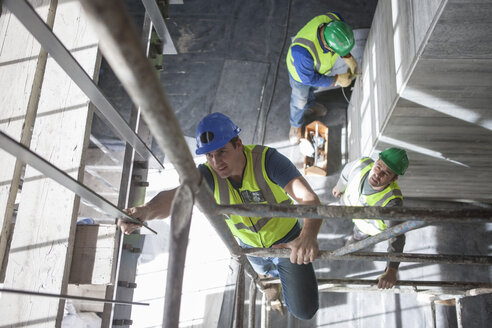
[{"xmin": 92, "ymin": 0, "xmax": 492, "ymax": 327}]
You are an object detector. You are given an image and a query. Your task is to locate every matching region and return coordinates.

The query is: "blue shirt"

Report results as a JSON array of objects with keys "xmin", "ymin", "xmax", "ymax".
[
  {"xmin": 198, "ymin": 147, "xmax": 301, "ymax": 191},
  {"xmin": 290, "ymin": 12, "xmax": 346, "ymax": 88},
  {"xmin": 290, "ymin": 45, "xmax": 336, "ymax": 88}
]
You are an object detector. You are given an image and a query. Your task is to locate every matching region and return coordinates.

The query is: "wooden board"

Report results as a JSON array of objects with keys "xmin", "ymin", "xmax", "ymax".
[
  {"xmin": 69, "ymin": 224, "xmax": 118, "ymax": 285},
  {"xmin": 0, "ymin": 1, "xmax": 100, "ymax": 326},
  {"xmin": 0, "ymin": 0, "xmax": 53, "ymax": 280}
]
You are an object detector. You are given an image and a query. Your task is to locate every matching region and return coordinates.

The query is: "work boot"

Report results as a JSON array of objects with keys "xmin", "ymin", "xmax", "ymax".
[
  {"xmin": 262, "ymin": 283, "xmax": 284, "ymax": 315},
  {"xmin": 305, "ymin": 103, "xmax": 327, "ymax": 117},
  {"xmin": 289, "ymin": 126, "xmax": 301, "ymax": 145}
]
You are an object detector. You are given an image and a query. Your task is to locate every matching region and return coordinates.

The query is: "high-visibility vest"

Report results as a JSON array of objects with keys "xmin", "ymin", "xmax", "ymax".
[
  {"xmin": 205, "ymin": 145, "xmax": 297, "ymax": 248},
  {"xmin": 286, "ymin": 12, "xmax": 341, "ymax": 83},
  {"xmin": 342, "ymin": 158, "xmax": 403, "ymax": 236}
]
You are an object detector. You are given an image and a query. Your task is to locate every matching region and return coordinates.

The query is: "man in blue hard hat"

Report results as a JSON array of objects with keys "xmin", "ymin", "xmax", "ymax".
[
  {"xmin": 120, "ymin": 112, "xmax": 321, "ymax": 320},
  {"xmin": 332, "ymin": 148, "xmax": 409, "ymax": 289},
  {"xmin": 287, "ymin": 12, "xmax": 358, "ymax": 144}
]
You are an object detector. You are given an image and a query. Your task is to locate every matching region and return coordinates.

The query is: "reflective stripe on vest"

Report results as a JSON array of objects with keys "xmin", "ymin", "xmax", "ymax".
[
  {"xmin": 342, "ymin": 158, "xmax": 403, "ymax": 236},
  {"xmin": 286, "ymin": 13, "xmax": 340, "ymax": 82},
  {"xmin": 206, "ymin": 145, "xmax": 297, "ymax": 248}
]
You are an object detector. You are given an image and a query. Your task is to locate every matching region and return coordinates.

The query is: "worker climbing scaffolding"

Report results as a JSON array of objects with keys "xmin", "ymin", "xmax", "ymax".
[
  {"xmin": 120, "ymin": 112, "xmax": 322, "ymax": 320},
  {"xmin": 332, "ymin": 147, "xmax": 410, "ymax": 289}
]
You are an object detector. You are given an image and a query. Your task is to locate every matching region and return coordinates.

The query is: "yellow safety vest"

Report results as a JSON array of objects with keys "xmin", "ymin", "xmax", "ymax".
[
  {"xmin": 286, "ymin": 13, "xmax": 341, "ymax": 83},
  {"xmin": 205, "ymin": 145, "xmax": 297, "ymax": 248},
  {"xmin": 342, "ymin": 158, "xmax": 403, "ymax": 236}
]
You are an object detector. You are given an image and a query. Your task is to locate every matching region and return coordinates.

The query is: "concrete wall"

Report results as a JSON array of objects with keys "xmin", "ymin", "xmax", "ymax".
[{"xmin": 348, "ymin": 0, "xmax": 492, "ymax": 202}]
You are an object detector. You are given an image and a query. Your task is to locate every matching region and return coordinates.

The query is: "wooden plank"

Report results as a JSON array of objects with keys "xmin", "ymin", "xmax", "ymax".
[
  {"xmin": 0, "ymin": 0, "xmax": 53, "ymax": 280},
  {"xmin": 0, "ymin": 1, "xmax": 100, "ymax": 326},
  {"xmin": 69, "ymin": 225, "xmax": 118, "ymax": 285}
]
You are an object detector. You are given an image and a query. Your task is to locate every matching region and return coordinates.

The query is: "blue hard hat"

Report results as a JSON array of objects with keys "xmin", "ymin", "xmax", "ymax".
[{"xmin": 195, "ymin": 112, "xmax": 241, "ymax": 155}]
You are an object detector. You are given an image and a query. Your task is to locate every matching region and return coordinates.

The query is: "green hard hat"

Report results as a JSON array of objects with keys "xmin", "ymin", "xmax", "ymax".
[
  {"xmin": 323, "ymin": 20, "xmax": 355, "ymax": 57},
  {"xmin": 379, "ymin": 148, "xmax": 409, "ymax": 176}
]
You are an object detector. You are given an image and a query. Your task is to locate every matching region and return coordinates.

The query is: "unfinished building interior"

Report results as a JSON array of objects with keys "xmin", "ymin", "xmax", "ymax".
[{"xmin": 0, "ymin": 0, "xmax": 491, "ymax": 327}]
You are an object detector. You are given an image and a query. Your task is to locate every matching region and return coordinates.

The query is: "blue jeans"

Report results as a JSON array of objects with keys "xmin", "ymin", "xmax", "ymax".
[
  {"xmin": 289, "ymin": 76, "xmax": 316, "ymax": 128},
  {"xmin": 241, "ymin": 222, "xmax": 319, "ymax": 320}
]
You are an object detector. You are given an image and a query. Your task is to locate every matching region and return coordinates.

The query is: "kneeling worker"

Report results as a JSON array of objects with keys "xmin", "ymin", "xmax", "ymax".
[
  {"xmin": 119, "ymin": 112, "xmax": 322, "ymax": 320},
  {"xmin": 332, "ymin": 148, "xmax": 409, "ymax": 289}
]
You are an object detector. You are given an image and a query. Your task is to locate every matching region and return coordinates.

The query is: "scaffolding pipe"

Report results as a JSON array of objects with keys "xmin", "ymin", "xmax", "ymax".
[
  {"xmin": 79, "ymin": 2, "xmax": 265, "ymax": 327},
  {"xmin": 0, "ymin": 288, "xmax": 149, "ymax": 306},
  {"xmin": 243, "ymin": 249, "xmax": 492, "ymax": 265},
  {"xmin": 248, "ymin": 279, "xmax": 257, "ymax": 328},
  {"xmin": 217, "ymin": 204, "xmax": 492, "ymax": 223},
  {"xmin": 163, "ymin": 184, "xmax": 194, "ymax": 328},
  {"xmin": 263, "ymin": 278, "xmax": 492, "ymax": 290},
  {"xmin": 456, "ymin": 296, "xmax": 464, "ymax": 328},
  {"xmin": 233, "ymin": 262, "xmax": 245, "ymax": 328},
  {"xmin": 331, "ymin": 220, "xmax": 427, "ymax": 256},
  {"xmin": 317, "ymin": 278, "xmax": 492, "ymax": 289}
]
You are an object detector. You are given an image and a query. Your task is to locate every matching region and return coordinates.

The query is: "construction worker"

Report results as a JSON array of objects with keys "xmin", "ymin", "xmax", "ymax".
[
  {"xmin": 287, "ymin": 12, "xmax": 357, "ymax": 144},
  {"xmin": 119, "ymin": 112, "xmax": 321, "ymax": 320},
  {"xmin": 332, "ymin": 148, "xmax": 409, "ymax": 289}
]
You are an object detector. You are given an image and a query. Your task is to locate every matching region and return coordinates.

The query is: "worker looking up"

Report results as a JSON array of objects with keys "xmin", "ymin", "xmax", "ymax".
[
  {"xmin": 332, "ymin": 148, "xmax": 409, "ymax": 289},
  {"xmin": 119, "ymin": 112, "xmax": 321, "ymax": 320},
  {"xmin": 287, "ymin": 12, "xmax": 357, "ymax": 144}
]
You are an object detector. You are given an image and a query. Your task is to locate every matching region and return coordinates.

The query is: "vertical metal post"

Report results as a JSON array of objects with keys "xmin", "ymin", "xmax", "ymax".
[
  {"xmin": 261, "ymin": 293, "xmax": 270, "ymax": 328},
  {"xmin": 431, "ymin": 300, "xmax": 437, "ymax": 328},
  {"xmin": 162, "ymin": 184, "xmax": 194, "ymax": 328},
  {"xmin": 233, "ymin": 261, "xmax": 245, "ymax": 328},
  {"xmin": 455, "ymin": 296, "xmax": 463, "ymax": 328},
  {"xmin": 248, "ymin": 279, "xmax": 257, "ymax": 328}
]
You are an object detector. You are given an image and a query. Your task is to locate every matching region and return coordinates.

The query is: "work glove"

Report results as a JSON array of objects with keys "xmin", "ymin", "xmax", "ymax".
[
  {"xmin": 343, "ymin": 55, "xmax": 358, "ymax": 76},
  {"xmin": 335, "ymin": 71, "xmax": 354, "ymax": 87}
]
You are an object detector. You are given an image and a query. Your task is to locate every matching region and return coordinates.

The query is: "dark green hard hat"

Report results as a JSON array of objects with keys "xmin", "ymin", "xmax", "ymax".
[
  {"xmin": 379, "ymin": 148, "xmax": 409, "ymax": 176},
  {"xmin": 323, "ymin": 20, "xmax": 355, "ymax": 56}
]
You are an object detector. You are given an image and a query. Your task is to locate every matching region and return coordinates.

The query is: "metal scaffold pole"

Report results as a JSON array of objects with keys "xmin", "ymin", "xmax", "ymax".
[{"xmin": 217, "ymin": 203, "xmax": 492, "ymax": 223}]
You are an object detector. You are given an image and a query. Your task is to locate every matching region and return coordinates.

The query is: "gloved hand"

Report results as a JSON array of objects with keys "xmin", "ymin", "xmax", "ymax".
[
  {"xmin": 343, "ymin": 55, "xmax": 358, "ymax": 76},
  {"xmin": 335, "ymin": 72, "xmax": 353, "ymax": 87}
]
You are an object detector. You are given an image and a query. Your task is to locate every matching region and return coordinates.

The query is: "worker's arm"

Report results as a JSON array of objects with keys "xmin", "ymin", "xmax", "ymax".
[
  {"xmin": 290, "ymin": 45, "xmax": 336, "ymax": 87},
  {"xmin": 332, "ymin": 160, "xmax": 357, "ymax": 198},
  {"xmin": 118, "ymin": 188, "xmax": 177, "ymax": 235},
  {"xmin": 377, "ymin": 199, "xmax": 405, "ymax": 288},
  {"xmin": 377, "ymin": 267, "xmax": 398, "ymax": 289},
  {"xmin": 274, "ymin": 176, "xmax": 322, "ymax": 265}
]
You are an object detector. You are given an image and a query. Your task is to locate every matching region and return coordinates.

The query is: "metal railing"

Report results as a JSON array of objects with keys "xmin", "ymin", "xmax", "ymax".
[{"xmin": 1, "ymin": 1, "xmax": 491, "ymax": 328}]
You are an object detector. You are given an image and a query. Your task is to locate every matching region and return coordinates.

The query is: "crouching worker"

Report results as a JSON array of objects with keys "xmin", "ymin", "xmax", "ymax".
[{"xmin": 119, "ymin": 112, "xmax": 321, "ymax": 320}]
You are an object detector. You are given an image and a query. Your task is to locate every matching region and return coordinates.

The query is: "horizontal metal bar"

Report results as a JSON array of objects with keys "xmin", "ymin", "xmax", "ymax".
[
  {"xmin": 4, "ymin": 0, "xmax": 163, "ymax": 169},
  {"xmin": 0, "ymin": 288, "xmax": 149, "ymax": 306},
  {"xmin": 317, "ymin": 278, "xmax": 492, "ymax": 289},
  {"xmin": 243, "ymin": 248, "xmax": 492, "ymax": 265},
  {"xmin": 331, "ymin": 220, "xmax": 426, "ymax": 256},
  {"xmin": 216, "ymin": 204, "xmax": 492, "ymax": 223},
  {"xmin": 263, "ymin": 277, "xmax": 492, "ymax": 290},
  {"xmin": 0, "ymin": 131, "xmax": 156, "ymax": 234}
]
